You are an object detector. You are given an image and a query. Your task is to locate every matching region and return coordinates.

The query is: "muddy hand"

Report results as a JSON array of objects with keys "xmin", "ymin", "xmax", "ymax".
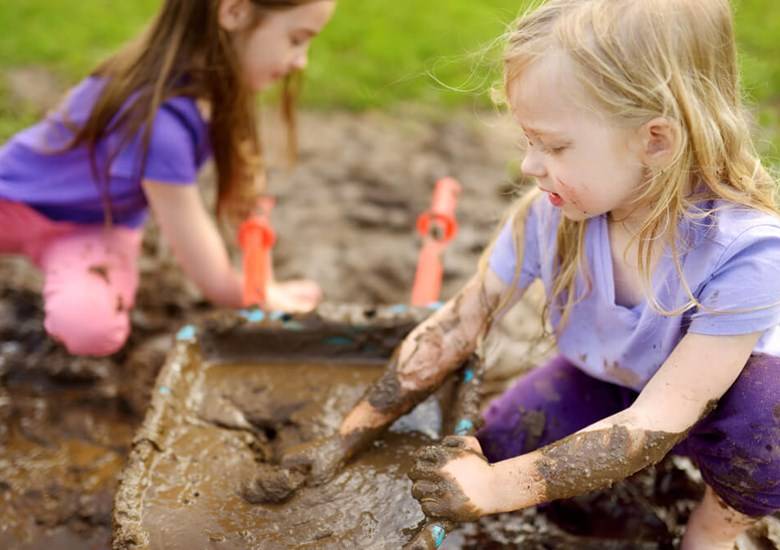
[
  {"xmin": 409, "ymin": 435, "xmax": 495, "ymax": 523},
  {"xmin": 281, "ymin": 434, "xmax": 349, "ymax": 486}
]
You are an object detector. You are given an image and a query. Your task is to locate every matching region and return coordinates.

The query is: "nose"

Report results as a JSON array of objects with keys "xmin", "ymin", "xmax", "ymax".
[
  {"xmin": 521, "ymin": 149, "xmax": 547, "ymax": 179},
  {"xmin": 291, "ymin": 50, "xmax": 308, "ymax": 72}
]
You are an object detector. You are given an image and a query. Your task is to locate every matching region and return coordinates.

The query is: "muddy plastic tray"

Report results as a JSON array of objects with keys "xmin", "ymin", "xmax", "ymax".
[{"xmin": 112, "ymin": 305, "xmax": 468, "ymax": 550}]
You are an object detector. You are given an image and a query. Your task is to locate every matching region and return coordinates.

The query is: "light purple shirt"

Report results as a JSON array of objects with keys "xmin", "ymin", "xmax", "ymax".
[
  {"xmin": 0, "ymin": 77, "xmax": 211, "ymax": 228},
  {"xmin": 490, "ymin": 196, "xmax": 780, "ymax": 390}
]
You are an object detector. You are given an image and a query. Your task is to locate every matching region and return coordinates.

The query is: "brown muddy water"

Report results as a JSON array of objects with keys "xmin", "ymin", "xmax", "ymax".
[{"xmin": 137, "ymin": 361, "xmax": 441, "ymax": 549}]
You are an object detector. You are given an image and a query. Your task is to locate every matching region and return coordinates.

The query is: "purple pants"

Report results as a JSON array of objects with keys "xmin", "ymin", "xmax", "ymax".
[{"xmin": 477, "ymin": 354, "xmax": 780, "ymax": 517}]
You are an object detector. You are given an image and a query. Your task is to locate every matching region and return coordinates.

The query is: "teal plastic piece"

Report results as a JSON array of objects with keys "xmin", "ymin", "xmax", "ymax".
[{"xmin": 176, "ymin": 325, "xmax": 196, "ymax": 342}]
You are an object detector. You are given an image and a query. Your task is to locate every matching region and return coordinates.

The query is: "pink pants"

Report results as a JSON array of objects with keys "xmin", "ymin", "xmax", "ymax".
[{"xmin": 0, "ymin": 200, "xmax": 142, "ymax": 356}]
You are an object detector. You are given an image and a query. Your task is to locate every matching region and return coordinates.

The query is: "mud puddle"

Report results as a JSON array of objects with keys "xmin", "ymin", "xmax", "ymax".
[
  {"xmin": 0, "ymin": 371, "xmax": 136, "ymax": 549},
  {"xmin": 136, "ymin": 361, "xmax": 445, "ymax": 549}
]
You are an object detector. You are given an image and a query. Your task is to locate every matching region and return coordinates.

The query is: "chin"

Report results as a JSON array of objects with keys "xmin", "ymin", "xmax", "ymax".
[{"xmin": 561, "ymin": 208, "xmax": 594, "ymax": 222}]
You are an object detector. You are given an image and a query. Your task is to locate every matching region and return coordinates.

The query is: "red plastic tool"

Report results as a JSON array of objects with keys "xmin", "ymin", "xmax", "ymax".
[
  {"xmin": 411, "ymin": 178, "xmax": 462, "ymax": 307},
  {"xmin": 239, "ymin": 196, "xmax": 277, "ymax": 307}
]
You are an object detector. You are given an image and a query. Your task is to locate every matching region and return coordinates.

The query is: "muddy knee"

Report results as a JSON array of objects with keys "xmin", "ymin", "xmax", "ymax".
[{"xmin": 43, "ymin": 281, "xmax": 131, "ymax": 356}]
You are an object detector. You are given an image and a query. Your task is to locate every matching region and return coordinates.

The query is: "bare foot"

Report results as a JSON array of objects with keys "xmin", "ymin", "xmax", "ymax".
[{"xmin": 681, "ymin": 486, "xmax": 760, "ymax": 550}]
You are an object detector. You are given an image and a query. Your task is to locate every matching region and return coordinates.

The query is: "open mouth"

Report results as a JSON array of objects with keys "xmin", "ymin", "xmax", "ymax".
[{"xmin": 544, "ymin": 190, "xmax": 564, "ymax": 207}]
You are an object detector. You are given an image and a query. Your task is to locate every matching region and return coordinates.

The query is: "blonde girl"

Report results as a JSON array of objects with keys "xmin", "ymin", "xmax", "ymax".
[{"xmin": 286, "ymin": 1, "xmax": 780, "ymax": 548}]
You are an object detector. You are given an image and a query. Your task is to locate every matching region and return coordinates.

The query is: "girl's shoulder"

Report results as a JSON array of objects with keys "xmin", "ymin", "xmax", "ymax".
[{"xmin": 700, "ymin": 200, "xmax": 780, "ymax": 250}]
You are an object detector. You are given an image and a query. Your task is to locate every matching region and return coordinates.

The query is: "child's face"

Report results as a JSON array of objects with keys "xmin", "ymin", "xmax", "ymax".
[
  {"xmin": 234, "ymin": 1, "xmax": 336, "ymax": 92},
  {"xmin": 509, "ymin": 55, "xmax": 646, "ymax": 222}
]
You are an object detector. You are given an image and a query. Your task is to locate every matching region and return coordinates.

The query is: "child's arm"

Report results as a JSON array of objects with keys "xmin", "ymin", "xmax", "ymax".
[
  {"xmin": 410, "ymin": 330, "xmax": 762, "ymax": 520},
  {"xmin": 143, "ymin": 180, "xmax": 244, "ymax": 308},
  {"xmin": 282, "ymin": 269, "xmax": 523, "ymax": 481}
]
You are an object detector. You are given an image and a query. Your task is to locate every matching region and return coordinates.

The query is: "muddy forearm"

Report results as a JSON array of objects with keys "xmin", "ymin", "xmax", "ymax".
[
  {"xmin": 336, "ymin": 351, "xmax": 446, "ymax": 460},
  {"xmin": 338, "ymin": 277, "xmax": 496, "ymax": 458},
  {"xmin": 491, "ymin": 422, "xmax": 687, "ymax": 512}
]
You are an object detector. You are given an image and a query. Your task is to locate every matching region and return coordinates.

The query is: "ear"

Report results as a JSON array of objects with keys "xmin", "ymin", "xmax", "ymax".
[
  {"xmin": 218, "ymin": 0, "xmax": 252, "ymax": 32},
  {"xmin": 637, "ymin": 117, "xmax": 678, "ymax": 171}
]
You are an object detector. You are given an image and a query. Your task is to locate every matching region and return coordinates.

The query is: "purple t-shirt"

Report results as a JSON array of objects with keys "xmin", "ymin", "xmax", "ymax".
[
  {"xmin": 490, "ymin": 196, "xmax": 780, "ymax": 390},
  {"xmin": 0, "ymin": 77, "xmax": 211, "ymax": 228}
]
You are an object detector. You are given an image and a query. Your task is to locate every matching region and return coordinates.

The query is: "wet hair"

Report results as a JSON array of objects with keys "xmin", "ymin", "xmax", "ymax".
[
  {"xmin": 64, "ymin": 0, "xmax": 327, "ymax": 225},
  {"xmin": 481, "ymin": 0, "xmax": 779, "ymax": 330}
]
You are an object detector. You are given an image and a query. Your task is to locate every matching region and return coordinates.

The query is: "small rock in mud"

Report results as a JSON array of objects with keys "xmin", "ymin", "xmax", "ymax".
[{"xmin": 241, "ymin": 463, "xmax": 307, "ymax": 504}]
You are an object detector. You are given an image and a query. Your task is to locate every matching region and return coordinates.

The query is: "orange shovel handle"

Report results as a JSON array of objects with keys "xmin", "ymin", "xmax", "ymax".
[
  {"xmin": 411, "ymin": 178, "xmax": 462, "ymax": 306},
  {"xmin": 238, "ymin": 197, "xmax": 277, "ymax": 307}
]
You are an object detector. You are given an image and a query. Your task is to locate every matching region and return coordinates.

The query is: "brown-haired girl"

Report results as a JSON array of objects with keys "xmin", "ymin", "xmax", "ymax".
[{"xmin": 0, "ymin": 0, "xmax": 334, "ymax": 356}]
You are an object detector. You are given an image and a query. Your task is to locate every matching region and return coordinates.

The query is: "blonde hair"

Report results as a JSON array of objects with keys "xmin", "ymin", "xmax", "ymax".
[{"xmin": 483, "ymin": 0, "xmax": 779, "ymax": 330}]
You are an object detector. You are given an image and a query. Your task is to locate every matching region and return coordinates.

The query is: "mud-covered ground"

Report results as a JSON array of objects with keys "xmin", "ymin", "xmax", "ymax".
[{"xmin": 1, "ymin": 90, "xmax": 779, "ymax": 548}]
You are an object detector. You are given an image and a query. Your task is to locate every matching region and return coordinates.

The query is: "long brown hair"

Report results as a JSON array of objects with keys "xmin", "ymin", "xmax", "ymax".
[{"xmin": 66, "ymin": 0, "xmax": 322, "ymax": 226}]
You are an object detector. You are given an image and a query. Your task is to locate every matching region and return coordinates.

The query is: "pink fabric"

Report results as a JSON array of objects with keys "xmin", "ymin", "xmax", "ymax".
[{"xmin": 0, "ymin": 200, "xmax": 142, "ymax": 356}]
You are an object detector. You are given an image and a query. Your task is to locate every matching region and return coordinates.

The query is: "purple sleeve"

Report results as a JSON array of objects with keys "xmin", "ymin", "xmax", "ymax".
[
  {"xmin": 109, "ymin": 102, "xmax": 203, "ymax": 185},
  {"xmin": 689, "ymin": 225, "xmax": 780, "ymax": 335},
  {"xmin": 488, "ymin": 198, "xmax": 543, "ymax": 289}
]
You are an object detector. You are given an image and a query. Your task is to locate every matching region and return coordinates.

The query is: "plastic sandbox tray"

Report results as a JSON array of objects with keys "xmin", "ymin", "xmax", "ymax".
[{"xmin": 112, "ymin": 305, "xmax": 463, "ymax": 550}]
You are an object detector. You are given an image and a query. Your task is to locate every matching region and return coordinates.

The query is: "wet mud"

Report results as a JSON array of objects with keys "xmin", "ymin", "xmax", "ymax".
[
  {"xmin": 126, "ymin": 360, "xmax": 447, "ymax": 549},
  {"xmin": 0, "ymin": 369, "xmax": 135, "ymax": 550},
  {"xmin": 1, "ymin": 105, "xmax": 778, "ymax": 548}
]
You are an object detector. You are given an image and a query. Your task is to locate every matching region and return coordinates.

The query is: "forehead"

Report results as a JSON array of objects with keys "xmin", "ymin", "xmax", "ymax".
[
  {"xmin": 269, "ymin": 0, "xmax": 335, "ymax": 30},
  {"xmin": 508, "ymin": 54, "xmax": 587, "ymax": 134}
]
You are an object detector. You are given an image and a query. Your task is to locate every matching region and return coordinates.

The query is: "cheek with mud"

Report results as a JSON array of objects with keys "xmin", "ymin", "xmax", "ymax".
[{"xmin": 557, "ymin": 179, "xmax": 589, "ymax": 214}]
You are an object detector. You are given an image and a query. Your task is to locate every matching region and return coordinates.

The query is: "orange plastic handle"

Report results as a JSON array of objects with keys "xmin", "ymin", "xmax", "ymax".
[
  {"xmin": 416, "ymin": 177, "xmax": 461, "ymax": 243},
  {"xmin": 239, "ymin": 197, "xmax": 277, "ymax": 307},
  {"xmin": 411, "ymin": 178, "xmax": 462, "ymax": 306}
]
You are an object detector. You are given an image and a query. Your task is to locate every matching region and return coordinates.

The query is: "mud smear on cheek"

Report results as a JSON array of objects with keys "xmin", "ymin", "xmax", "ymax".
[
  {"xmin": 557, "ymin": 180, "xmax": 588, "ymax": 214},
  {"xmin": 537, "ymin": 426, "xmax": 683, "ymax": 502}
]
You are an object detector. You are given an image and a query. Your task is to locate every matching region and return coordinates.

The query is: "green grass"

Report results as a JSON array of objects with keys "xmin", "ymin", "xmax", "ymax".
[{"xmin": 0, "ymin": 0, "xmax": 778, "ymax": 159}]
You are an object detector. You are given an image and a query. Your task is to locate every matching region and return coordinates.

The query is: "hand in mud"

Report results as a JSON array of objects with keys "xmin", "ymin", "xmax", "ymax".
[
  {"xmin": 281, "ymin": 434, "xmax": 349, "ymax": 486},
  {"xmin": 409, "ymin": 436, "xmax": 496, "ymax": 522},
  {"xmin": 266, "ymin": 279, "xmax": 323, "ymax": 313}
]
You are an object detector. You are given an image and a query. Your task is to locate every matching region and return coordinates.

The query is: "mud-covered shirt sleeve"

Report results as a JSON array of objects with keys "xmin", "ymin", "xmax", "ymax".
[
  {"xmin": 689, "ymin": 224, "xmax": 780, "ymax": 335},
  {"xmin": 488, "ymin": 197, "xmax": 543, "ymax": 290}
]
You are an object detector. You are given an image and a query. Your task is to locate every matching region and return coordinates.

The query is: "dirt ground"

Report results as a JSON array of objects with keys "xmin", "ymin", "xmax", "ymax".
[{"xmin": 1, "ymin": 76, "xmax": 778, "ymax": 548}]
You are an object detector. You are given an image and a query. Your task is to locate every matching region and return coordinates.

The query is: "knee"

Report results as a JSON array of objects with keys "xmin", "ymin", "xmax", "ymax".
[{"xmin": 43, "ymin": 280, "xmax": 131, "ymax": 356}]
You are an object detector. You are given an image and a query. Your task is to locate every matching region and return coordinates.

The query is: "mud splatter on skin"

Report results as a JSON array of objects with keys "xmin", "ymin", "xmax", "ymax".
[
  {"xmin": 352, "ymin": 280, "xmax": 495, "ymax": 458},
  {"xmin": 537, "ymin": 426, "xmax": 683, "ymax": 502},
  {"xmin": 557, "ymin": 179, "xmax": 589, "ymax": 215},
  {"xmin": 537, "ymin": 399, "xmax": 720, "ymax": 502},
  {"xmin": 409, "ymin": 437, "xmax": 487, "ymax": 522},
  {"xmin": 88, "ymin": 264, "xmax": 110, "ymax": 284}
]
